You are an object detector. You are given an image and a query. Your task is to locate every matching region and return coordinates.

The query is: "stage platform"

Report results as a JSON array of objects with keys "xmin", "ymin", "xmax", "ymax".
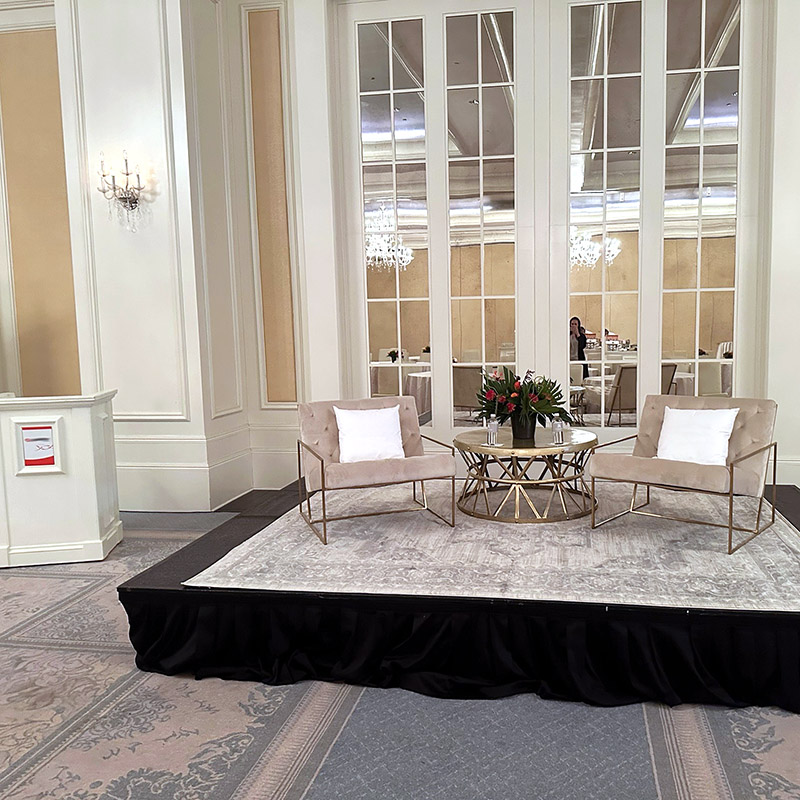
[{"xmin": 118, "ymin": 484, "xmax": 800, "ymax": 712}]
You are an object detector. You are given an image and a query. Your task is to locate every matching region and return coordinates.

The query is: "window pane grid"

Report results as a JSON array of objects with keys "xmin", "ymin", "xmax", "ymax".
[
  {"xmin": 447, "ymin": 11, "xmax": 516, "ymax": 427},
  {"xmin": 570, "ymin": 0, "xmax": 642, "ymax": 428},
  {"xmin": 662, "ymin": 0, "xmax": 738, "ymax": 397},
  {"xmin": 360, "ymin": 19, "xmax": 433, "ymax": 423}
]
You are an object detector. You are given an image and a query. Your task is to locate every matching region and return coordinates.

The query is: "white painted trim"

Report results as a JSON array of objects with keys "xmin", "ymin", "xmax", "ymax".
[
  {"xmin": 2, "ymin": 519, "xmax": 122, "ymax": 567},
  {"xmin": 156, "ymin": 0, "xmax": 191, "ymax": 422},
  {"xmin": 54, "ymin": 0, "xmax": 103, "ymax": 394}
]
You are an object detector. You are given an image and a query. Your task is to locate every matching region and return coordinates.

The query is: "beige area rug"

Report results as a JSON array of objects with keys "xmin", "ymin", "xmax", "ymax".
[{"xmin": 184, "ymin": 482, "xmax": 800, "ymax": 612}]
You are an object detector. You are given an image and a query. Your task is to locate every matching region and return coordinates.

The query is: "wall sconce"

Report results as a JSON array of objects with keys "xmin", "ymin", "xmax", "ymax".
[{"xmin": 98, "ymin": 151, "xmax": 146, "ymax": 232}]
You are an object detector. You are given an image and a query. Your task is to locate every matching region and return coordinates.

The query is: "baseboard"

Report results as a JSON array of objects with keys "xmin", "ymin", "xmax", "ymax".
[
  {"xmin": 116, "ymin": 462, "xmax": 213, "ymax": 512},
  {"xmin": 1, "ymin": 519, "xmax": 124, "ymax": 568},
  {"xmin": 252, "ymin": 448, "xmax": 297, "ymax": 490},
  {"xmin": 777, "ymin": 457, "xmax": 800, "ymax": 488}
]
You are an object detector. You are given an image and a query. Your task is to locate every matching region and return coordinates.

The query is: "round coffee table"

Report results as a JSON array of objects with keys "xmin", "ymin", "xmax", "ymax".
[{"xmin": 453, "ymin": 427, "xmax": 598, "ymax": 523}]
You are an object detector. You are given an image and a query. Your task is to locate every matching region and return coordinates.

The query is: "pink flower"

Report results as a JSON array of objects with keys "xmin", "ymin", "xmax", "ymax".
[
  {"xmin": 514, "ymin": 380, "xmax": 521, "ymax": 390},
  {"xmin": 485, "ymin": 389, "xmax": 496, "ymax": 401},
  {"xmin": 506, "ymin": 402, "xmax": 516, "ymax": 412},
  {"xmin": 498, "ymin": 395, "xmax": 507, "ymax": 404},
  {"xmin": 531, "ymin": 394, "xmax": 539, "ymax": 403}
]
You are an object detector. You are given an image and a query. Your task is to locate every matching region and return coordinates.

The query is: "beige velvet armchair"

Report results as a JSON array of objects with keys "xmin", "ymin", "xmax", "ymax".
[
  {"xmin": 297, "ymin": 396, "xmax": 457, "ymax": 544},
  {"xmin": 588, "ymin": 395, "xmax": 778, "ymax": 554}
]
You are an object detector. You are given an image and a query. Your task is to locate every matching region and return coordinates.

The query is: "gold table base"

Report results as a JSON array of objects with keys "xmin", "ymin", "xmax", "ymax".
[{"xmin": 456, "ymin": 437, "xmax": 596, "ymax": 524}]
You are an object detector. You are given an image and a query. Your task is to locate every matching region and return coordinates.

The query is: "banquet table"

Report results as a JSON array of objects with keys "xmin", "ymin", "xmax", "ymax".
[{"xmin": 403, "ymin": 371, "xmax": 432, "ymax": 416}]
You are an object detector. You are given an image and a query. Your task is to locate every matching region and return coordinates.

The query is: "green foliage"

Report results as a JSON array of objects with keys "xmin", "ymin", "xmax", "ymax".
[{"xmin": 476, "ymin": 366, "xmax": 573, "ymax": 427}]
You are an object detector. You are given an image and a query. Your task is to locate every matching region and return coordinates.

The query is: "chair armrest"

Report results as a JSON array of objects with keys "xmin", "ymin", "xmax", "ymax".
[
  {"xmin": 590, "ymin": 434, "xmax": 638, "ymax": 453},
  {"xmin": 298, "ymin": 439, "xmax": 327, "ymax": 480},
  {"xmin": 729, "ymin": 441, "xmax": 777, "ymax": 467},
  {"xmin": 421, "ymin": 433, "xmax": 455, "ymax": 455}
]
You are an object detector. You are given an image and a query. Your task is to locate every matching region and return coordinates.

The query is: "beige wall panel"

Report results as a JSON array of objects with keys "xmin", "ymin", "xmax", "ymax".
[
  {"xmin": 662, "ymin": 292, "xmax": 696, "ymax": 358},
  {"xmin": 399, "ymin": 248, "xmax": 428, "ymax": 298},
  {"xmin": 569, "ymin": 295, "xmax": 601, "ymax": 338},
  {"xmin": 663, "ymin": 236, "xmax": 698, "ymax": 289},
  {"xmin": 484, "ymin": 243, "xmax": 514, "ymax": 295},
  {"xmin": 699, "ymin": 291, "xmax": 734, "ymax": 354},
  {"xmin": 605, "ymin": 293, "xmax": 638, "ymax": 343},
  {"xmin": 484, "ymin": 298, "xmax": 515, "ymax": 362},
  {"xmin": 450, "ymin": 245, "xmax": 480, "ymax": 296},
  {"xmin": 700, "ymin": 235, "xmax": 735, "ymax": 288},
  {"xmin": 249, "ymin": 10, "xmax": 297, "ymax": 402},
  {"xmin": 367, "ymin": 264, "xmax": 396, "ymax": 299},
  {"xmin": 367, "ymin": 302, "xmax": 397, "ymax": 361},
  {"xmin": 0, "ymin": 29, "xmax": 80, "ymax": 397},
  {"xmin": 399, "ymin": 300, "xmax": 429, "ymax": 357},
  {"xmin": 451, "ymin": 298, "xmax": 481, "ymax": 361},
  {"xmin": 605, "ymin": 230, "xmax": 638, "ymax": 292}
]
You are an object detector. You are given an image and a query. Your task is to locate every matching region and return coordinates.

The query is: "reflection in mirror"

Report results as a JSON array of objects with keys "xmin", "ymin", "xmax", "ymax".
[
  {"xmin": 571, "ymin": 4, "xmax": 604, "ymax": 78},
  {"xmin": 662, "ymin": 291, "xmax": 696, "ymax": 358},
  {"xmin": 399, "ymin": 245, "xmax": 429, "ymax": 298},
  {"xmin": 392, "ymin": 19, "xmax": 424, "ymax": 90},
  {"xmin": 699, "ymin": 290, "xmax": 734, "ymax": 355},
  {"xmin": 663, "ymin": 224, "xmax": 699, "ymax": 290},
  {"xmin": 570, "ymin": 79, "xmax": 603, "ymax": 152},
  {"xmin": 451, "ymin": 298, "xmax": 482, "ymax": 362},
  {"xmin": 569, "ymin": 229, "xmax": 603, "ymax": 293},
  {"xmin": 665, "ymin": 147, "xmax": 700, "ymax": 217},
  {"xmin": 393, "ymin": 93, "xmax": 426, "ymax": 160},
  {"xmin": 481, "ymin": 11, "xmax": 514, "ymax": 83},
  {"xmin": 370, "ymin": 366, "xmax": 399, "ymax": 397},
  {"xmin": 485, "ymin": 298, "xmax": 515, "ymax": 363},
  {"xmin": 447, "ymin": 88, "xmax": 480, "ymax": 157},
  {"xmin": 698, "ymin": 360, "xmax": 731, "ymax": 397},
  {"xmin": 667, "ymin": 0, "xmax": 701, "ymax": 70},
  {"xmin": 482, "ymin": 86, "xmax": 515, "ymax": 156},
  {"xmin": 703, "ymin": 70, "xmax": 738, "ymax": 144},
  {"xmin": 700, "ymin": 224, "xmax": 735, "ymax": 288},
  {"xmin": 358, "ymin": 22, "xmax": 389, "ymax": 92},
  {"xmin": 450, "ymin": 245, "xmax": 481, "ymax": 297},
  {"xmin": 705, "ymin": 0, "xmax": 740, "ymax": 68},
  {"xmin": 606, "ymin": 151, "xmax": 640, "ymax": 224},
  {"xmin": 448, "ymin": 160, "xmax": 480, "ymax": 231},
  {"xmin": 702, "ymin": 144, "xmax": 737, "ymax": 217},
  {"xmin": 605, "ymin": 228, "xmax": 638, "ymax": 291},
  {"xmin": 367, "ymin": 261, "xmax": 396, "ymax": 300},
  {"xmin": 362, "ymin": 164, "xmax": 394, "ymax": 227},
  {"xmin": 607, "ymin": 2, "xmax": 641, "ymax": 74},
  {"xmin": 606, "ymin": 76, "xmax": 640, "ymax": 148},
  {"xmin": 666, "ymin": 73, "xmax": 700, "ymax": 146},
  {"xmin": 361, "ymin": 94, "xmax": 392, "ymax": 161},
  {"xmin": 396, "ymin": 163, "xmax": 427, "ymax": 230},
  {"xmin": 484, "ymin": 242, "xmax": 515, "ymax": 295},
  {"xmin": 483, "ymin": 158, "xmax": 514, "ymax": 229},
  {"xmin": 446, "ymin": 15, "xmax": 478, "ymax": 86},
  {"xmin": 570, "ymin": 153, "xmax": 603, "ymax": 226},
  {"xmin": 400, "ymin": 300, "xmax": 430, "ymax": 357},
  {"xmin": 368, "ymin": 301, "xmax": 398, "ymax": 363}
]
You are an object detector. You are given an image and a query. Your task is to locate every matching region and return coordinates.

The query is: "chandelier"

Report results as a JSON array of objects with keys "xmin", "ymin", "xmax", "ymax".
[
  {"xmin": 569, "ymin": 226, "xmax": 622, "ymax": 269},
  {"xmin": 98, "ymin": 151, "xmax": 146, "ymax": 232},
  {"xmin": 365, "ymin": 204, "xmax": 413, "ymax": 272}
]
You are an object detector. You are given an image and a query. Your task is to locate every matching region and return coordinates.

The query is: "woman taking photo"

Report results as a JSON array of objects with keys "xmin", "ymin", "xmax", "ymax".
[{"xmin": 570, "ymin": 316, "xmax": 589, "ymax": 379}]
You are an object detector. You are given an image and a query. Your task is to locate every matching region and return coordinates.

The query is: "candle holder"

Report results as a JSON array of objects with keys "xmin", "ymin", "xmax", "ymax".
[{"xmin": 98, "ymin": 151, "xmax": 146, "ymax": 232}]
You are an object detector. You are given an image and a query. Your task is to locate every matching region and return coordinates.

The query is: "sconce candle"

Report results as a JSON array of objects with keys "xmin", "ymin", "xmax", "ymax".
[{"xmin": 98, "ymin": 150, "xmax": 147, "ymax": 232}]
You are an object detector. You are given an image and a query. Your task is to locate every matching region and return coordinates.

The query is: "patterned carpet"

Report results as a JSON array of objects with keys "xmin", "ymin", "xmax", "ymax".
[{"xmin": 1, "ymin": 512, "xmax": 799, "ymax": 799}]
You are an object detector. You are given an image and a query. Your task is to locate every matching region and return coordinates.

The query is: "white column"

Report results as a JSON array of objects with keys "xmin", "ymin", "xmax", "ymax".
[{"xmin": 766, "ymin": 0, "xmax": 800, "ymax": 485}]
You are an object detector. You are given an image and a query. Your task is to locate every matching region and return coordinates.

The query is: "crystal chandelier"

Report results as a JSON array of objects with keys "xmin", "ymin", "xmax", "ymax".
[
  {"xmin": 569, "ymin": 226, "xmax": 622, "ymax": 269},
  {"xmin": 365, "ymin": 204, "xmax": 413, "ymax": 272},
  {"xmin": 98, "ymin": 151, "xmax": 146, "ymax": 232}
]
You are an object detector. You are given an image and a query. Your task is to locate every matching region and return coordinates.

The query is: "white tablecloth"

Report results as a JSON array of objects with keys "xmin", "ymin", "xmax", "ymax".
[{"xmin": 403, "ymin": 371, "xmax": 432, "ymax": 416}]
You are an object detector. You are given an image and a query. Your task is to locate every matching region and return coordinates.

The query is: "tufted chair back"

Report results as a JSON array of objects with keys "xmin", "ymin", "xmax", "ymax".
[
  {"xmin": 298, "ymin": 396, "xmax": 424, "ymax": 490},
  {"xmin": 634, "ymin": 395, "xmax": 777, "ymax": 496}
]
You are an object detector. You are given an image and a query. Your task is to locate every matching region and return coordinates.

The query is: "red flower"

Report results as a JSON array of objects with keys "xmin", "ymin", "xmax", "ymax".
[
  {"xmin": 510, "ymin": 392, "xmax": 518, "ymax": 398},
  {"xmin": 485, "ymin": 389, "xmax": 496, "ymax": 401},
  {"xmin": 531, "ymin": 394, "xmax": 539, "ymax": 403},
  {"xmin": 506, "ymin": 402, "xmax": 516, "ymax": 412},
  {"xmin": 514, "ymin": 380, "xmax": 521, "ymax": 390},
  {"xmin": 498, "ymin": 395, "xmax": 507, "ymax": 403}
]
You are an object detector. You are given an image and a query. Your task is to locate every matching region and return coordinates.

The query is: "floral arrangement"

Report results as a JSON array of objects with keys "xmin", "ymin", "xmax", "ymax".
[
  {"xmin": 387, "ymin": 349, "xmax": 399, "ymax": 362},
  {"xmin": 477, "ymin": 367, "xmax": 572, "ymax": 427}
]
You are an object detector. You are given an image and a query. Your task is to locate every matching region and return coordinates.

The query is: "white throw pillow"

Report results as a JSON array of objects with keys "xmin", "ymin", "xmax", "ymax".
[
  {"xmin": 656, "ymin": 406, "xmax": 739, "ymax": 466},
  {"xmin": 333, "ymin": 405, "xmax": 406, "ymax": 463}
]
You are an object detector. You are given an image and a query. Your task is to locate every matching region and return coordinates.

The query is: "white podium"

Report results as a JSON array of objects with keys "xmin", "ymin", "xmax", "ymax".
[{"xmin": 0, "ymin": 390, "xmax": 122, "ymax": 567}]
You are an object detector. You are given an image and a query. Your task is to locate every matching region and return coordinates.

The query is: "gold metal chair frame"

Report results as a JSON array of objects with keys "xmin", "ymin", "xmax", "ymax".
[
  {"xmin": 590, "ymin": 434, "xmax": 778, "ymax": 554},
  {"xmin": 297, "ymin": 434, "xmax": 456, "ymax": 545}
]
